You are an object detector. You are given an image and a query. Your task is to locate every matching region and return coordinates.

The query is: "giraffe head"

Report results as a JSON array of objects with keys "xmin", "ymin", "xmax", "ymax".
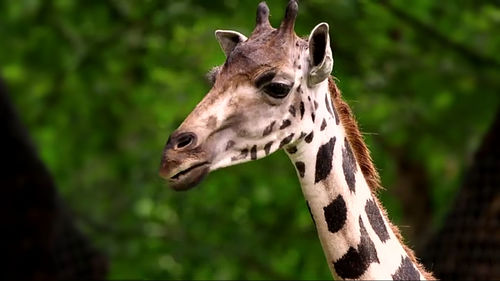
[{"xmin": 160, "ymin": 0, "xmax": 334, "ymax": 190}]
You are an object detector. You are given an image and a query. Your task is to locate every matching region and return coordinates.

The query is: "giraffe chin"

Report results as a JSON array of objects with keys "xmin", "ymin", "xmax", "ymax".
[{"xmin": 167, "ymin": 162, "xmax": 210, "ymax": 191}]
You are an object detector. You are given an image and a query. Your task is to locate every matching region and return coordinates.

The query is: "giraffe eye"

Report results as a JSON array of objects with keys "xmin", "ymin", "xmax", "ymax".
[{"xmin": 263, "ymin": 82, "xmax": 292, "ymax": 99}]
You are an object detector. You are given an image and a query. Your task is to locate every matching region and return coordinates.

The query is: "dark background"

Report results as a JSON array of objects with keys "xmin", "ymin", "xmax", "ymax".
[{"xmin": 1, "ymin": 0, "xmax": 499, "ymax": 279}]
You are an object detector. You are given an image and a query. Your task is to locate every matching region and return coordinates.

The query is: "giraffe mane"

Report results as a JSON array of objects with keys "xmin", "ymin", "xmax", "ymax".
[
  {"xmin": 328, "ymin": 77, "xmax": 382, "ymax": 193},
  {"xmin": 328, "ymin": 77, "xmax": 435, "ymax": 280}
]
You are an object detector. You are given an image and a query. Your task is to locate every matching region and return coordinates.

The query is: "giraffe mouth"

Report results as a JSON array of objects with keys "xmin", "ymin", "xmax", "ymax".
[{"xmin": 168, "ymin": 161, "xmax": 211, "ymax": 190}]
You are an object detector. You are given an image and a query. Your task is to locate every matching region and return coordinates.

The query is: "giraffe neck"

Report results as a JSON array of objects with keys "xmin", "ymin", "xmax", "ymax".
[{"xmin": 285, "ymin": 80, "xmax": 428, "ymax": 280}]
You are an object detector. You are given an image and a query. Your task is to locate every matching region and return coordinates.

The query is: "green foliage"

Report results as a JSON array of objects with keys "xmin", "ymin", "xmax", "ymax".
[{"xmin": 1, "ymin": 0, "xmax": 499, "ymax": 279}]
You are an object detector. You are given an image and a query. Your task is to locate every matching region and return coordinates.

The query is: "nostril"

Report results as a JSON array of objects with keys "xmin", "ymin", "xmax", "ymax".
[
  {"xmin": 169, "ymin": 132, "xmax": 197, "ymax": 150},
  {"xmin": 176, "ymin": 135, "xmax": 194, "ymax": 149},
  {"xmin": 166, "ymin": 131, "xmax": 197, "ymax": 151}
]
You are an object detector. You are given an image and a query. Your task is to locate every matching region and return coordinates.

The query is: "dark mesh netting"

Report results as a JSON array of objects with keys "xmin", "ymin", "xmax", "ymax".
[{"xmin": 421, "ymin": 110, "xmax": 500, "ymax": 280}]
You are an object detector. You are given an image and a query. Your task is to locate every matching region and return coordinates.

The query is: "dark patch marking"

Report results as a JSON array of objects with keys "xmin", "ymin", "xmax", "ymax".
[
  {"xmin": 305, "ymin": 131, "xmax": 314, "ymax": 143},
  {"xmin": 295, "ymin": 161, "xmax": 305, "ymax": 177},
  {"xmin": 320, "ymin": 118, "xmax": 327, "ymax": 131},
  {"xmin": 280, "ymin": 119, "xmax": 291, "ymax": 130},
  {"xmin": 325, "ymin": 93, "xmax": 334, "ymax": 118},
  {"xmin": 314, "ymin": 100, "xmax": 318, "ymax": 110},
  {"xmin": 207, "ymin": 115, "xmax": 217, "ymax": 129},
  {"xmin": 299, "ymin": 101, "xmax": 305, "ymax": 119},
  {"xmin": 279, "ymin": 133, "xmax": 294, "ymax": 148},
  {"xmin": 323, "ymin": 195, "xmax": 346, "ymax": 233},
  {"xmin": 306, "ymin": 201, "xmax": 316, "ymax": 226},
  {"xmin": 299, "ymin": 132, "xmax": 307, "ymax": 139},
  {"xmin": 333, "ymin": 105, "xmax": 340, "ymax": 125},
  {"xmin": 286, "ymin": 146, "xmax": 297, "ymax": 154},
  {"xmin": 264, "ymin": 141, "xmax": 273, "ymax": 156},
  {"xmin": 314, "ymin": 137, "xmax": 336, "ymax": 183},
  {"xmin": 333, "ymin": 217, "xmax": 380, "ymax": 279},
  {"xmin": 392, "ymin": 256, "xmax": 420, "ymax": 280},
  {"xmin": 297, "ymin": 84, "xmax": 302, "ymax": 93},
  {"xmin": 289, "ymin": 105, "xmax": 296, "ymax": 117},
  {"xmin": 342, "ymin": 138, "xmax": 357, "ymax": 192},
  {"xmin": 250, "ymin": 145, "xmax": 257, "ymax": 160},
  {"xmin": 365, "ymin": 199, "xmax": 390, "ymax": 243},
  {"xmin": 231, "ymin": 148, "xmax": 249, "ymax": 162},
  {"xmin": 225, "ymin": 140, "xmax": 235, "ymax": 151},
  {"xmin": 263, "ymin": 121, "xmax": 275, "ymax": 136},
  {"xmin": 311, "ymin": 113, "xmax": 316, "ymax": 123},
  {"xmin": 298, "ymin": 64, "xmax": 301, "ymax": 70}
]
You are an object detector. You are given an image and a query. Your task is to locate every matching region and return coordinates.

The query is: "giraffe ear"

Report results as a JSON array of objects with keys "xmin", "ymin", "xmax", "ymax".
[
  {"xmin": 307, "ymin": 23, "xmax": 333, "ymax": 86},
  {"xmin": 215, "ymin": 30, "xmax": 248, "ymax": 57}
]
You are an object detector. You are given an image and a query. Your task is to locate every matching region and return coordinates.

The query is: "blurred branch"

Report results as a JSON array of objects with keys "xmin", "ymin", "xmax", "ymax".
[{"xmin": 378, "ymin": 0, "xmax": 500, "ymax": 69}]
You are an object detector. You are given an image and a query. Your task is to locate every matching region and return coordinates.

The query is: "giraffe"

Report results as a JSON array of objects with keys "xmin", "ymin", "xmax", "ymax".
[{"xmin": 159, "ymin": 1, "xmax": 435, "ymax": 280}]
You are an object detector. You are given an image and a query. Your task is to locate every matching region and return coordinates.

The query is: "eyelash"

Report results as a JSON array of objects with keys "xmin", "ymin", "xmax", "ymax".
[{"xmin": 263, "ymin": 82, "xmax": 292, "ymax": 99}]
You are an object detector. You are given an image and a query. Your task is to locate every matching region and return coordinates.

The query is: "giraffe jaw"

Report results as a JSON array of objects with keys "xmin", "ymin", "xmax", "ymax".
[{"xmin": 165, "ymin": 161, "xmax": 211, "ymax": 191}]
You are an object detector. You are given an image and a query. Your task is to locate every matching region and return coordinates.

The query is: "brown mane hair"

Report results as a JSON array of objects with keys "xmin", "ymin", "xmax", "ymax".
[
  {"xmin": 328, "ymin": 77, "xmax": 381, "ymax": 193},
  {"xmin": 328, "ymin": 77, "xmax": 435, "ymax": 280}
]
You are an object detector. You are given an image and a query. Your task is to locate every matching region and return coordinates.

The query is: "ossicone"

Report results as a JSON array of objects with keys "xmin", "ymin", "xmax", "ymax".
[
  {"xmin": 279, "ymin": 0, "xmax": 298, "ymax": 36},
  {"xmin": 255, "ymin": 1, "xmax": 271, "ymax": 30}
]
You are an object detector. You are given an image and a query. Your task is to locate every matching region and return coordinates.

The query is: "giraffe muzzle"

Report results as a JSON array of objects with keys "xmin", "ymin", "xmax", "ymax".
[
  {"xmin": 160, "ymin": 131, "xmax": 212, "ymax": 190},
  {"xmin": 165, "ymin": 161, "xmax": 210, "ymax": 191},
  {"xmin": 159, "ymin": 154, "xmax": 211, "ymax": 190}
]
